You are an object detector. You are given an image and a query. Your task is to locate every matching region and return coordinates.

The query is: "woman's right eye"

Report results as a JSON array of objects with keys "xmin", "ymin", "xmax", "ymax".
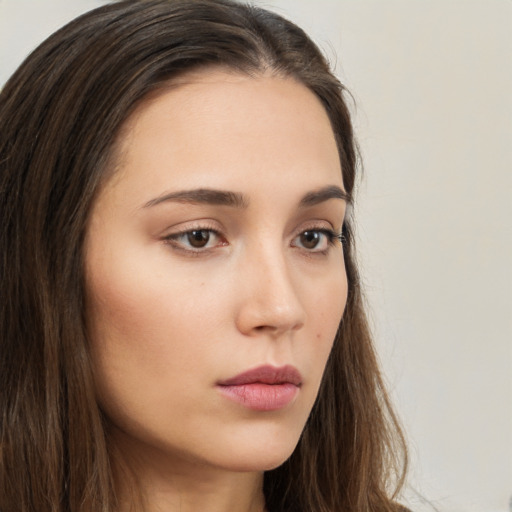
[{"xmin": 163, "ymin": 229, "xmax": 225, "ymax": 252}]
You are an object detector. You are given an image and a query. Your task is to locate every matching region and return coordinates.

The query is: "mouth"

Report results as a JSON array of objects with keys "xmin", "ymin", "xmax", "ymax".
[{"xmin": 217, "ymin": 365, "xmax": 302, "ymax": 411}]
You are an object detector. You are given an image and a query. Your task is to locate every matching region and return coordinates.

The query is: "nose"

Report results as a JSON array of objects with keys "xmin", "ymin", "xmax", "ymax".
[{"xmin": 234, "ymin": 245, "xmax": 306, "ymax": 337}]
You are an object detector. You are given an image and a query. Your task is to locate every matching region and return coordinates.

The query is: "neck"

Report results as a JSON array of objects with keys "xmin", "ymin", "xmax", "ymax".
[{"xmin": 111, "ymin": 432, "xmax": 266, "ymax": 512}]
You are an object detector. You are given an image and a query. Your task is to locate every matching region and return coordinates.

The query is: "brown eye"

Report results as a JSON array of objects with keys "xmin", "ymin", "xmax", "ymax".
[
  {"xmin": 187, "ymin": 230, "xmax": 210, "ymax": 248},
  {"xmin": 164, "ymin": 227, "xmax": 225, "ymax": 254},
  {"xmin": 292, "ymin": 229, "xmax": 339, "ymax": 253},
  {"xmin": 300, "ymin": 231, "xmax": 321, "ymax": 249}
]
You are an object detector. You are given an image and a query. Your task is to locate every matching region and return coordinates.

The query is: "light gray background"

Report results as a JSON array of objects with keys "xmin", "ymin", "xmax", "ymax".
[{"xmin": 1, "ymin": 1, "xmax": 510, "ymax": 511}]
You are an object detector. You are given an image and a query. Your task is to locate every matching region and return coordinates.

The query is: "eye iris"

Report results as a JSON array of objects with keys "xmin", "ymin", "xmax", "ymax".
[
  {"xmin": 187, "ymin": 230, "xmax": 210, "ymax": 248},
  {"xmin": 301, "ymin": 231, "xmax": 320, "ymax": 249}
]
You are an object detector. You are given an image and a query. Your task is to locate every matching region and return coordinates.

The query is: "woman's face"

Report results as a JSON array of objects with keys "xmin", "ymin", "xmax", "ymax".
[{"xmin": 85, "ymin": 69, "xmax": 348, "ymax": 473}]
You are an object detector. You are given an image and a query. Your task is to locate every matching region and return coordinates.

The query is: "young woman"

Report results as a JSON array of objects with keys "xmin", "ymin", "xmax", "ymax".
[{"xmin": 0, "ymin": 1, "xmax": 408, "ymax": 511}]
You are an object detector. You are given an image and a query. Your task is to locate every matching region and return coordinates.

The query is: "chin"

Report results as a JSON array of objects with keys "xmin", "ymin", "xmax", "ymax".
[
  {"xmin": 209, "ymin": 425, "xmax": 303, "ymax": 473},
  {"xmin": 219, "ymin": 450, "xmax": 295, "ymax": 473}
]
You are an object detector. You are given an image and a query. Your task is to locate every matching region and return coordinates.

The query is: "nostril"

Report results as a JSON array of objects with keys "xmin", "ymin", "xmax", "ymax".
[{"xmin": 254, "ymin": 324, "xmax": 278, "ymax": 332}]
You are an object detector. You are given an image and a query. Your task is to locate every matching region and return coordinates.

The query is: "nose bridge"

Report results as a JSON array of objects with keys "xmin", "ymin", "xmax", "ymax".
[{"xmin": 235, "ymin": 236, "xmax": 306, "ymax": 336}]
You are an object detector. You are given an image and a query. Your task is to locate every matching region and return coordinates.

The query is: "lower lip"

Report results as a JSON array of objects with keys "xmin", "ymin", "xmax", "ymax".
[{"xmin": 217, "ymin": 383, "xmax": 299, "ymax": 411}]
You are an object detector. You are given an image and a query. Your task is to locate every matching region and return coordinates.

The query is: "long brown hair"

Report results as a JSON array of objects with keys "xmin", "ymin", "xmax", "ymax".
[{"xmin": 0, "ymin": 1, "xmax": 407, "ymax": 510}]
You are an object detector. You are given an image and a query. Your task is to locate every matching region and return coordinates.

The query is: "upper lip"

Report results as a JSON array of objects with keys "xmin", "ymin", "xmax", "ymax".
[{"xmin": 218, "ymin": 365, "xmax": 302, "ymax": 386}]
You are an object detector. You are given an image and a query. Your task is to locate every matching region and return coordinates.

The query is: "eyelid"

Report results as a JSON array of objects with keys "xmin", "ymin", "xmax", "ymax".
[
  {"xmin": 291, "ymin": 220, "xmax": 339, "ymax": 239},
  {"xmin": 161, "ymin": 221, "xmax": 227, "ymax": 254},
  {"xmin": 159, "ymin": 218, "xmax": 225, "ymax": 239}
]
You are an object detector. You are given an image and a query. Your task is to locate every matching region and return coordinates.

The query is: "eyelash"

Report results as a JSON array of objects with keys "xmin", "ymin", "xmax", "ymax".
[{"xmin": 162, "ymin": 225, "xmax": 344, "ymax": 256}]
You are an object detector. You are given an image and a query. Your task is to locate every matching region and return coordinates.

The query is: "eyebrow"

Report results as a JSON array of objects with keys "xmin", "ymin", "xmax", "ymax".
[
  {"xmin": 298, "ymin": 185, "xmax": 351, "ymax": 207},
  {"xmin": 143, "ymin": 188, "xmax": 248, "ymax": 209},
  {"xmin": 143, "ymin": 185, "xmax": 349, "ymax": 209}
]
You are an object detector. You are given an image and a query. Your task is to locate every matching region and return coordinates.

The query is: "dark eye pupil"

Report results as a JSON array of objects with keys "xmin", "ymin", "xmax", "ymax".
[
  {"xmin": 301, "ymin": 231, "xmax": 320, "ymax": 249},
  {"xmin": 187, "ymin": 230, "xmax": 210, "ymax": 248}
]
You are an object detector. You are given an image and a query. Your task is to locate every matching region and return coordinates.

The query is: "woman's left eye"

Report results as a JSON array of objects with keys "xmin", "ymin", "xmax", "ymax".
[{"xmin": 292, "ymin": 229, "xmax": 341, "ymax": 252}]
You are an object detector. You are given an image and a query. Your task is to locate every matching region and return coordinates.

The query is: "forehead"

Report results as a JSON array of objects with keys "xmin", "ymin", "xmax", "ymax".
[{"xmin": 108, "ymin": 69, "xmax": 343, "ymax": 199}]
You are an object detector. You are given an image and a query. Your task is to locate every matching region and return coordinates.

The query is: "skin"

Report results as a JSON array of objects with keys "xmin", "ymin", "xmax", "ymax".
[{"xmin": 85, "ymin": 69, "xmax": 348, "ymax": 512}]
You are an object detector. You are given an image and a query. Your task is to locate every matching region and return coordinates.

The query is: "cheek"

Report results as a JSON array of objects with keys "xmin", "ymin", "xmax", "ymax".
[
  {"xmin": 301, "ymin": 265, "xmax": 347, "ymax": 381},
  {"xmin": 85, "ymin": 272, "xmax": 230, "ymax": 458},
  {"xmin": 84, "ymin": 249, "xmax": 220, "ymax": 414},
  {"xmin": 314, "ymin": 259, "xmax": 347, "ymax": 333},
  {"xmin": 90, "ymin": 271, "xmax": 196, "ymax": 358}
]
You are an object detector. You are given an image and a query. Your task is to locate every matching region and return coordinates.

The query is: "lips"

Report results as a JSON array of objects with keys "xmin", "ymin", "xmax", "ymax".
[{"xmin": 217, "ymin": 365, "xmax": 302, "ymax": 411}]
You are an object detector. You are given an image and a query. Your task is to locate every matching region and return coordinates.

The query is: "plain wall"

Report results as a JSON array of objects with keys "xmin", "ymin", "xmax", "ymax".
[{"xmin": 1, "ymin": 1, "xmax": 511, "ymax": 511}]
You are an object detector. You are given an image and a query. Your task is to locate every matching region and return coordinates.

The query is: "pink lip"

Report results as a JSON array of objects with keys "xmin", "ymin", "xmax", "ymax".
[{"xmin": 217, "ymin": 365, "xmax": 302, "ymax": 411}]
